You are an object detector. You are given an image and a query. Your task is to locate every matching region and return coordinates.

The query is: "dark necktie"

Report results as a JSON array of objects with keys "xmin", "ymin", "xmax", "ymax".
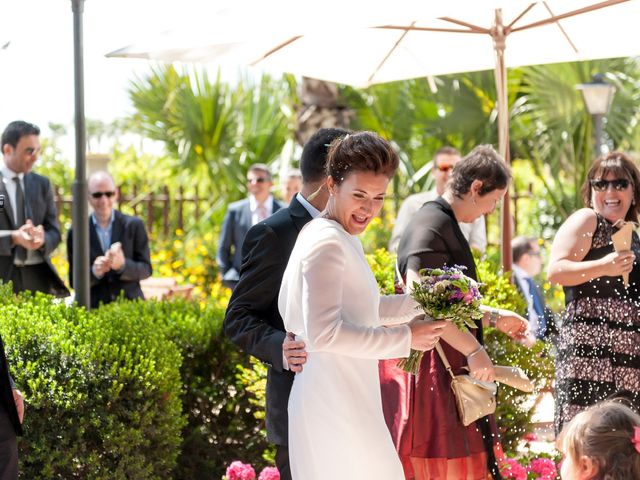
[
  {"xmin": 525, "ymin": 277, "xmax": 546, "ymax": 337},
  {"xmin": 13, "ymin": 177, "xmax": 27, "ymax": 262}
]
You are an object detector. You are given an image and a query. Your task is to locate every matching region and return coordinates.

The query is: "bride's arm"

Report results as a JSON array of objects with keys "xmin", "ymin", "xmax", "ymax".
[
  {"xmin": 301, "ymin": 238, "xmax": 411, "ymax": 359},
  {"xmin": 379, "ymin": 294, "xmax": 421, "ymax": 326}
]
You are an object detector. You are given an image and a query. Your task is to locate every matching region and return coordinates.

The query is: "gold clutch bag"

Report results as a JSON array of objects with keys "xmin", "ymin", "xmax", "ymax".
[{"xmin": 435, "ymin": 343, "xmax": 497, "ymax": 426}]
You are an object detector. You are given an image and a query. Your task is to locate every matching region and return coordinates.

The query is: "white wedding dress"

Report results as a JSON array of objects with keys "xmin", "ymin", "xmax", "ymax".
[{"xmin": 279, "ymin": 218, "xmax": 418, "ymax": 480}]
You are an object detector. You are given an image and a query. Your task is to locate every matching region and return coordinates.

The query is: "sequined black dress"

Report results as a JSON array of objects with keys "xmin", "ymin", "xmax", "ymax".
[{"xmin": 555, "ymin": 213, "xmax": 640, "ymax": 433}]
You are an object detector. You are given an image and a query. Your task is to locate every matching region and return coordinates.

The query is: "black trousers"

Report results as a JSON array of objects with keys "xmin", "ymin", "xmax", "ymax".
[
  {"xmin": 275, "ymin": 445, "xmax": 291, "ymax": 480},
  {"xmin": 0, "ymin": 408, "xmax": 17, "ymax": 480},
  {"xmin": 9, "ymin": 263, "xmax": 54, "ymax": 295}
]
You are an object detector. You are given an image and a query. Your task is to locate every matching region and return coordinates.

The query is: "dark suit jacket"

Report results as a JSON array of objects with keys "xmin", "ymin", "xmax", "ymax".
[
  {"xmin": 224, "ymin": 195, "xmax": 311, "ymax": 445},
  {"xmin": 216, "ymin": 197, "xmax": 283, "ymax": 286},
  {"xmin": 67, "ymin": 210, "xmax": 152, "ymax": 309},
  {"xmin": 0, "ymin": 171, "xmax": 68, "ymax": 297}
]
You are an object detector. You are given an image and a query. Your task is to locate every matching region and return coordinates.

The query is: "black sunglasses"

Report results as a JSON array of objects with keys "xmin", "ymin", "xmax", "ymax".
[
  {"xmin": 590, "ymin": 178, "xmax": 631, "ymax": 192},
  {"xmin": 90, "ymin": 191, "xmax": 115, "ymax": 199}
]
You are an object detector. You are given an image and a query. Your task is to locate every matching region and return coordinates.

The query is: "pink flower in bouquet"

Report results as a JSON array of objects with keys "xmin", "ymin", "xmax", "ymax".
[
  {"xmin": 523, "ymin": 432, "xmax": 538, "ymax": 442},
  {"xmin": 258, "ymin": 467, "xmax": 280, "ymax": 480},
  {"xmin": 528, "ymin": 457, "xmax": 558, "ymax": 479},
  {"xmin": 502, "ymin": 458, "xmax": 527, "ymax": 480},
  {"xmin": 226, "ymin": 461, "xmax": 256, "ymax": 480}
]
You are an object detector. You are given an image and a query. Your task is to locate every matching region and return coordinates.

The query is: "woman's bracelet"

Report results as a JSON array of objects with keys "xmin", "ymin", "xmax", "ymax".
[
  {"xmin": 466, "ymin": 345, "xmax": 485, "ymax": 359},
  {"xmin": 488, "ymin": 308, "xmax": 500, "ymax": 328}
]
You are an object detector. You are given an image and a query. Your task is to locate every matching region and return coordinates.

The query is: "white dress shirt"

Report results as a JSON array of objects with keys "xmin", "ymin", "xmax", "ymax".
[{"xmin": 0, "ymin": 162, "xmax": 43, "ymax": 266}]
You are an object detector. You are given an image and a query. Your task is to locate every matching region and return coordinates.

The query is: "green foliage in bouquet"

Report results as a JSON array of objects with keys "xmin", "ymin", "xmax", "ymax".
[{"xmin": 410, "ymin": 266, "xmax": 484, "ymax": 331}]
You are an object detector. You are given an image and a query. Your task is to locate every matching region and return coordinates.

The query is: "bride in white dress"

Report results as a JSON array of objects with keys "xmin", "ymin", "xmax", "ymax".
[{"xmin": 278, "ymin": 132, "xmax": 446, "ymax": 480}]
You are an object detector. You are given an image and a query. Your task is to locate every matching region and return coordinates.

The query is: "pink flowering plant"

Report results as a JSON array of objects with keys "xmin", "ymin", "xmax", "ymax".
[
  {"xmin": 223, "ymin": 461, "xmax": 280, "ymax": 480},
  {"xmin": 398, "ymin": 265, "xmax": 483, "ymax": 374},
  {"xmin": 502, "ymin": 456, "xmax": 559, "ymax": 480},
  {"xmin": 224, "ymin": 461, "xmax": 256, "ymax": 480}
]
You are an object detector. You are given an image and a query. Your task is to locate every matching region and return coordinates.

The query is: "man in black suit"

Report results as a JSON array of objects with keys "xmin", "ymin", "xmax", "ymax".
[
  {"xmin": 67, "ymin": 171, "xmax": 152, "ymax": 309},
  {"xmin": 0, "ymin": 121, "xmax": 68, "ymax": 296},
  {"xmin": 224, "ymin": 128, "xmax": 349, "ymax": 480},
  {"xmin": 217, "ymin": 163, "xmax": 284, "ymax": 289}
]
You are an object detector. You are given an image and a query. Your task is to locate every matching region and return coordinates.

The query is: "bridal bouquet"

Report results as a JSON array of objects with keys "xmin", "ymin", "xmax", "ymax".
[{"xmin": 398, "ymin": 265, "xmax": 483, "ymax": 375}]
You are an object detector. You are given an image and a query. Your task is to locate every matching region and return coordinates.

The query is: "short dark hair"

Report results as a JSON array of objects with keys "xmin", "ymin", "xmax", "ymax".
[
  {"xmin": 448, "ymin": 145, "xmax": 511, "ymax": 198},
  {"xmin": 1, "ymin": 121, "xmax": 40, "ymax": 149},
  {"xmin": 581, "ymin": 151, "xmax": 640, "ymax": 223},
  {"xmin": 300, "ymin": 128, "xmax": 349, "ymax": 183},
  {"xmin": 326, "ymin": 131, "xmax": 399, "ymax": 185},
  {"xmin": 512, "ymin": 236, "xmax": 537, "ymax": 263},
  {"xmin": 248, "ymin": 163, "xmax": 272, "ymax": 181}
]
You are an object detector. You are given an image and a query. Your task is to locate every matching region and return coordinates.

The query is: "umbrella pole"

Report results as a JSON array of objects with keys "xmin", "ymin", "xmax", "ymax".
[
  {"xmin": 492, "ymin": 9, "xmax": 512, "ymax": 273},
  {"xmin": 71, "ymin": 0, "xmax": 90, "ymax": 308}
]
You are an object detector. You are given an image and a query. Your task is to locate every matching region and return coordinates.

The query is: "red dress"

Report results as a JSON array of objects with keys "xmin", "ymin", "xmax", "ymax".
[{"xmin": 382, "ymin": 198, "xmax": 504, "ymax": 479}]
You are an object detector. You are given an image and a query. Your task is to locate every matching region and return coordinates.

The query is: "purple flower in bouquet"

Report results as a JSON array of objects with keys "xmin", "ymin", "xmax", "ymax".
[
  {"xmin": 225, "ymin": 461, "xmax": 256, "ymax": 480},
  {"xmin": 258, "ymin": 467, "xmax": 280, "ymax": 480},
  {"xmin": 397, "ymin": 265, "xmax": 484, "ymax": 374}
]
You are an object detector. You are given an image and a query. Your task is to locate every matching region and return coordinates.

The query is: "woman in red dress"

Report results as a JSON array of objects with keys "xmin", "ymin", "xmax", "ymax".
[{"xmin": 381, "ymin": 145, "xmax": 530, "ymax": 479}]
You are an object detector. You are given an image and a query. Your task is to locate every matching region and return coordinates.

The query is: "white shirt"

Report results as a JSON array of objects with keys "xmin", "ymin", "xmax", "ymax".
[
  {"xmin": 0, "ymin": 162, "xmax": 43, "ymax": 266},
  {"xmin": 296, "ymin": 191, "xmax": 321, "ymax": 218},
  {"xmin": 248, "ymin": 195, "xmax": 274, "ymax": 226},
  {"xmin": 388, "ymin": 189, "xmax": 487, "ymax": 253}
]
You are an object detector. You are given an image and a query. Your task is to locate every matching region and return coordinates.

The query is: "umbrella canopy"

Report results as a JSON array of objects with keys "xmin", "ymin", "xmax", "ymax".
[
  {"xmin": 108, "ymin": 0, "xmax": 639, "ymax": 270},
  {"xmin": 109, "ymin": 0, "xmax": 637, "ymax": 87}
]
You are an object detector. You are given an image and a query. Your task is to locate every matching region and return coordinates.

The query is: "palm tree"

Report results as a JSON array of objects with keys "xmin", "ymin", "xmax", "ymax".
[{"xmin": 128, "ymin": 65, "xmax": 297, "ymax": 205}]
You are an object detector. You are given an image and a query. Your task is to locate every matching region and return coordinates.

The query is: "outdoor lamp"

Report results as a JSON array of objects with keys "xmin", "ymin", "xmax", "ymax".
[{"xmin": 577, "ymin": 74, "xmax": 616, "ymax": 155}]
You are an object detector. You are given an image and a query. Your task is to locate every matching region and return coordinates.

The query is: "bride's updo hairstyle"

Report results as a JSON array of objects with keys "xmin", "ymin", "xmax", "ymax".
[{"xmin": 326, "ymin": 131, "xmax": 399, "ymax": 185}]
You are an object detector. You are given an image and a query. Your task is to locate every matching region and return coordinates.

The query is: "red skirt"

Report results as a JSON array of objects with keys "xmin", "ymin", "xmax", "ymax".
[{"xmin": 380, "ymin": 341, "xmax": 504, "ymax": 479}]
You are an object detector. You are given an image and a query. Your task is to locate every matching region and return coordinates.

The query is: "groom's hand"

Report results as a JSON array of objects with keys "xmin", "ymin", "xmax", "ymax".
[{"xmin": 283, "ymin": 332, "xmax": 307, "ymax": 373}]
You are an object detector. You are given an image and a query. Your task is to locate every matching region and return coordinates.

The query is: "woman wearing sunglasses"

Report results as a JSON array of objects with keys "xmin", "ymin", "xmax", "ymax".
[{"xmin": 548, "ymin": 152, "xmax": 640, "ymax": 435}]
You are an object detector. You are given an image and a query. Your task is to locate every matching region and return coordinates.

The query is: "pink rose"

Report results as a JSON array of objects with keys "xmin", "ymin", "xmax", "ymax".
[
  {"xmin": 523, "ymin": 432, "xmax": 538, "ymax": 442},
  {"xmin": 258, "ymin": 467, "xmax": 280, "ymax": 480},
  {"xmin": 226, "ymin": 461, "xmax": 256, "ymax": 480}
]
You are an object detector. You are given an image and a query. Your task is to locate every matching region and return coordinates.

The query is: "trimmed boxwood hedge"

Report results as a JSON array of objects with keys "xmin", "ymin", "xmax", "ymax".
[{"xmin": 0, "ymin": 284, "xmax": 267, "ymax": 479}]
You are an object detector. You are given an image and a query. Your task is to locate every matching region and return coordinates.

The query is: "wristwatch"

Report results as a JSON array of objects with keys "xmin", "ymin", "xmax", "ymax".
[{"xmin": 489, "ymin": 309, "xmax": 500, "ymax": 328}]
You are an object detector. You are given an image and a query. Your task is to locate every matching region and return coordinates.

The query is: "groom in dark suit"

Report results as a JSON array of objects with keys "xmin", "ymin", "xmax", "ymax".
[
  {"xmin": 224, "ymin": 128, "xmax": 349, "ymax": 480},
  {"xmin": 0, "ymin": 120, "xmax": 68, "ymax": 297},
  {"xmin": 67, "ymin": 171, "xmax": 152, "ymax": 309}
]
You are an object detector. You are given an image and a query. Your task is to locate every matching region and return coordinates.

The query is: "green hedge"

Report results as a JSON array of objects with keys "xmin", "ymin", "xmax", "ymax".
[{"xmin": 0, "ymin": 284, "xmax": 267, "ymax": 479}]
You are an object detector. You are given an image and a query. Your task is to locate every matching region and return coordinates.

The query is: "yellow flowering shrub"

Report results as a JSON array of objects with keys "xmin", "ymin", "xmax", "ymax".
[{"xmin": 152, "ymin": 229, "xmax": 230, "ymax": 306}]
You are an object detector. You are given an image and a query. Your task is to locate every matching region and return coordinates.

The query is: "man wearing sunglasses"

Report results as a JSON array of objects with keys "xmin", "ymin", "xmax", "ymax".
[
  {"xmin": 217, "ymin": 163, "xmax": 283, "ymax": 290},
  {"xmin": 389, "ymin": 147, "xmax": 487, "ymax": 253},
  {"xmin": 67, "ymin": 171, "xmax": 151, "ymax": 308},
  {"xmin": 0, "ymin": 121, "xmax": 68, "ymax": 297}
]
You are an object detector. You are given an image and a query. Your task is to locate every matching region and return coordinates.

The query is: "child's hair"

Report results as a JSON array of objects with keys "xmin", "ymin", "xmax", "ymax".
[{"xmin": 560, "ymin": 399, "xmax": 640, "ymax": 479}]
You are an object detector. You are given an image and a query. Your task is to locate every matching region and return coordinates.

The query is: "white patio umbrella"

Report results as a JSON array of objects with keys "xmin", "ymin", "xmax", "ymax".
[{"xmin": 108, "ymin": 0, "xmax": 640, "ymax": 270}]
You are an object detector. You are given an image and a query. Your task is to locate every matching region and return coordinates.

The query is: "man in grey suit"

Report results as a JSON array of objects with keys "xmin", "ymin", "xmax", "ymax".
[
  {"xmin": 216, "ymin": 163, "xmax": 283, "ymax": 289},
  {"xmin": 0, "ymin": 121, "xmax": 68, "ymax": 296}
]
